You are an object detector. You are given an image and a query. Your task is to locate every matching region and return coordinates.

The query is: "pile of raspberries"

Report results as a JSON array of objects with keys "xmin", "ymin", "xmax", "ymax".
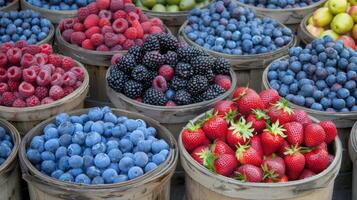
[
  {"xmin": 59, "ymin": 0, "xmax": 166, "ymax": 51},
  {"xmin": 0, "ymin": 40, "xmax": 85, "ymax": 107}
]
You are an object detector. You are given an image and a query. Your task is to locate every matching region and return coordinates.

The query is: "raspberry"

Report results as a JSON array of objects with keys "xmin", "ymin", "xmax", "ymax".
[
  {"xmin": 54, "ymin": 67, "xmax": 65, "ymax": 75},
  {"xmin": 74, "ymin": 81, "xmax": 82, "ymax": 89},
  {"xmin": 30, "ymin": 65, "xmax": 41, "ymax": 75},
  {"xmin": 63, "ymin": 86, "xmax": 74, "ymax": 96},
  {"xmin": 7, "ymin": 80, "xmax": 19, "ymax": 92},
  {"xmin": 159, "ymin": 65, "xmax": 174, "ymax": 81},
  {"xmin": 101, "ymin": 25, "xmax": 114, "ymax": 34},
  {"xmin": 0, "ymin": 68, "xmax": 6, "ymax": 82},
  {"xmin": 90, "ymin": 33, "xmax": 104, "ymax": 47},
  {"xmin": 70, "ymin": 67, "xmax": 85, "ymax": 81},
  {"xmin": 15, "ymin": 40, "xmax": 27, "ymax": 48},
  {"xmin": 141, "ymin": 21, "xmax": 152, "ymax": 33},
  {"xmin": 1, "ymin": 92, "xmax": 16, "ymax": 106},
  {"xmin": 112, "ymin": 18, "xmax": 128, "ymax": 33},
  {"xmin": 49, "ymin": 85, "xmax": 64, "ymax": 100},
  {"xmin": 82, "ymin": 39, "xmax": 94, "ymax": 50},
  {"xmin": 110, "ymin": 0, "xmax": 124, "ymax": 11},
  {"xmin": 6, "ymin": 47, "xmax": 22, "ymax": 64},
  {"xmin": 62, "ymin": 29, "xmax": 74, "ymax": 42},
  {"xmin": 26, "ymin": 95, "xmax": 40, "ymax": 107},
  {"xmin": 36, "ymin": 70, "xmax": 51, "ymax": 86},
  {"xmin": 117, "ymin": 34, "xmax": 126, "ymax": 45},
  {"xmin": 85, "ymin": 26, "xmax": 101, "ymax": 38},
  {"xmin": 124, "ymin": 0, "xmax": 131, "ymax": 3},
  {"xmin": 73, "ymin": 23, "xmax": 84, "ymax": 32},
  {"xmin": 48, "ymin": 55, "xmax": 62, "ymax": 68},
  {"xmin": 99, "ymin": 10, "xmax": 112, "ymax": 20},
  {"xmin": 63, "ymin": 18, "xmax": 76, "ymax": 30},
  {"xmin": 165, "ymin": 101, "xmax": 176, "ymax": 106},
  {"xmin": 1, "ymin": 42, "xmax": 14, "ymax": 53},
  {"xmin": 22, "ymin": 45, "xmax": 40, "ymax": 55},
  {"xmin": 51, "ymin": 73, "xmax": 64, "ymax": 86},
  {"xmin": 153, "ymin": 76, "xmax": 168, "ymax": 92},
  {"xmin": 35, "ymin": 86, "xmax": 49, "ymax": 100},
  {"xmin": 84, "ymin": 14, "xmax": 100, "ymax": 29},
  {"xmin": 77, "ymin": 7, "xmax": 90, "ymax": 22},
  {"xmin": 113, "ymin": 10, "xmax": 127, "ymax": 20},
  {"xmin": 149, "ymin": 26, "xmax": 163, "ymax": 34},
  {"xmin": 131, "ymin": 20, "xmax": 143, "ymax": 39},
  {"xmin": 71, "ymin": 32, "xmax": 87, "ymax": 46},
  {"xmin": 0, "ymin": 83, "xmax": 8, "ymax": 94},
  {"xmin": 7, "ymin": 66, "xmax": 22, "ymax": 81},
  {"xmin": 150, "ymin": 18, "xmax": 163, "ymax": 27},
  {"xmin": 111, "ymin": 53, "xmax": 123, "ymax": 64},
  {"xmin": 63, "ymin": 71, "xmax": 77, "ymax": 86},
  {"xmin": 135, "ymin": 97, "xmax": 142, "ymax": 102},
  {"xmin": 99, "ymin": 18, "xmax": 111, "ymax": 27},
  {"xmin": 134, "ymin": 39, "xmax": 143, "ymax": 46},
  {"xmin": 23, "ymin": 68, "xmax": 37, "ymax": 83},
  {"xmin": 62, "ymin": 56, "xmax": 74, "ymax": 70},
  {"xmin": 135, "ymin": 7, "xmax": 143, "ymax": 15},
  {"xmin": 110, "ymin": 45, "xmax": 123, "ymax": 51},
  {"xmin": 124, "ymin": 3, "xmax": 136, "ymax": 13},
  {"xmin": 96, "ymin": 45, "xmax": 110, "ymax": 51},
  {"xmin": 18, "ymin": 82, "xmax": 35, "ymax": 98},
  {"xmin": 127, "ymin": 12, "xmax": 139, "ymax": 22},
  {"xmin": 124, "ymin": 27, "xmax": 137, "ymax": 40},
  {"xmin": 0, "ymin": 53, "xmax": 7, "ymax": 67},
  {"xmin": 41, "ymin": 97, "xmax": 54, "ymax": 104},
  {"xmin": 87, "ymin": 2, "xmax": 99, "ymax": 14},
  {"xmin": 34, "ymin": 53, "xmax": 47, "ymax": 65},
  {"xmin": 41, "ymin": 64, "xmax": 55, "ymax": 74},
  {"xmin": 38, "ymin": 44, "xmax": 53, "ymax": 55},
  {"xmin": 96, "ymin": 0, "xmax": 110, "ymax": 9},
  {"xmin": 122, "ymin": 39, "xmax": 135, "ymax": 50},
  {"xmin": 21, "ymin": 53, "xmax": 35, "ymax": 68},
  {"xmin": 104, "ymin": 32, "xmax": 119, "ymax": 48},
  {"xmin": 12, "ymin": 98, "xmax": 26, "ymax": 107}
]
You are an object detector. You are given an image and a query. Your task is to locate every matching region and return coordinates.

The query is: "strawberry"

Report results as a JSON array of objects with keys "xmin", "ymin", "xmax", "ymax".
[
  {"xmin": 299, "ymin": 169, "xmax": 315, "ymax": 180},
  {"xmin": 246, "ymin": 109, "xmax": 269, "ymax": 134},
  {"xmin": 232, "ymin": 87, "xmax": 255, "ymax": 99},
  {"xmin": 304, "ymin": 124, "xmax": 326, "ymax": 147},
  {"xmin": 267, "ymin": 99, "xmax": 294, "ymax": 125},
  {"xmin": 181, "ymin": 122, "xmax": 210, "ymax": 152},
  {"xmin": 291, "ymin": 109, "xmax": 312, "ymax": 126},
  {"xmin": 213, "ymin": 154, "xmax": 238, "ymax": 176},
  {"xmin": 262, "ymin": 154, "xmax": 286, "ymax": 180},
  {"xmin": 328, "ymin": 154, "xmax": 334, "ymax": 165},
  {"xmin": 214, "ymin": 100, "xmax": 238, "ymax": 123},
  {"xmin": 226, "ymin": 117, "xmax": 254, "ymax": 150},
  {"xmin": 284, "ymin": 145, "xmax": 306, "ymax": 180},
  {"xmin": 319, "ymin": 121, "xmax": 337, "ymax": 144},
  {"xmin": 259, "ymin": 89, "xmax": 280, "ymax": 109},
  {"xmin": 236, "ymin": 164, "xmax": 263, "ymax": 182},
  {"xmin": 317, "ymin": 142, "xmax": 328, "ymax": 151},
  {"xmin": 277, "ymin": 140, "xmax": 289, "ymax": 158},
  {"xmin": 250, "ymin": 134, "xmax": 263, "ymax": 157},
  {"xmin": 234, "ymin": 88, "xmax": 264, "ymax": 116},
  {"xmin": 191, "ymin": 145, "xmax": 212, "ymax": 166},
  {"xmin": 283, "ymin": 122, "xmax": 304, "ymax": 145},
  {"xmin": 202, "ymin": 112, "xmax": 228, "ymax": 142},
  {"xmin": 261, "ymin": 121, "xmax": 286, "ymax": 156},
  {"xmin": 305, "ymin": 148, "xmax": 329, "ymax": 173},
  {"xmin": 211, "ymin": 140, "xmax": 234, "ymax": 156},
  {"xmin": 235, "ymin": 144, "xmax": 262, "ymax": 167}
]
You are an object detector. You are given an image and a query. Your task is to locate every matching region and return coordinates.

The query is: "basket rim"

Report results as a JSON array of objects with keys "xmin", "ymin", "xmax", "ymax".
[
  {"xmin": 236, "ymin": 0, "xmax": 326, "ymax": 12},
  {"xmin": 0, "ymin": 0, "xmax": 19, "ymax": 11},
  {"xmin": 0, "ymin": 118, "xmax": 20, "ymax": 174},
  {"xmin": 20, "ymin": 0, "xmax": 77, "ymax": 14}
]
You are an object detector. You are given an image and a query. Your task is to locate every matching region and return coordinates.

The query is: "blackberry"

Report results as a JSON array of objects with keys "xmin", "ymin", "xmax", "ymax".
[
  {"xmin": 187, "ymin": 75, "xmax": 208, "ymax": 95},
  {"xmin": 201, "ymin": 84, "xmax": 226, "ymax": 101},
  {"xmin": 107, "ymin": 67, "xmax": 128, "ymax": 92},
  {"xmin": 142, "ymin": 34, "xmax": 160, "ymax": 53},
  {"xmin": 213, "ymin": 57, "xmax": 231, "ymax": 75},
  {"xmin": 170, "ymin": 77, "xmax": 187, "ymax": 91},
  {"xmin": 159, "ymin": 34, "xmax": 178, "ymax": 52},
  {"xmin": 116, "ymin": 54, "xmax": 136, "ymax": 74},
  {"xmin": 190, "ymin": 56, "xmax": 215, "ymax": 75},
  {"xmin": 174, "ymin": 90, "xmax": 191, "ymax": 105},
  {"xmin": 127, "ymin": 45, "xmax": 142, "ymax": 63},
  {"xmin": 205, "ymin": 69, "xmax": 215, "ymax": 83},
  {"xmin": 131, "ymin": 65, "xmax": 148, "ymax": 82},
  {"xmin": 143, "ymin": 88, "xmax": 167, "ymax": 106},
  {"xmin": 142, "ymin": 70, "xmax": 157, "ymax": 90},
  {"xmin": 175, "ymin": 62, "xmax": 193, "ymax": 79},
  {"xmin": 164, "ymin": 51, "xmax": 178, "ymax": 67},
  {"xmin": 192, "ymin": 95, "xmax": 204, "ymax": 103},
  {"xmin": 143, "ymin": 51, "xmax": 165, "ymax": 70},
  {"xmin": 123, "ymin": 80, "xmax": 143, "ymax": 98},
  {"xmin": 176, "ymin": 46, "xmax": 202, "ymax": 63}
]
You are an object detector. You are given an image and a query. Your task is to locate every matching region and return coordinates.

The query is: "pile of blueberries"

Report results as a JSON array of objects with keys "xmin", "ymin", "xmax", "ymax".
[
  {"xmin": 26, "ymin": 107, "xmax": 170, "ymax": 184},
  {"xmin": 184, "ymin": 0, "xmax": 292, "ymax": 55},
  {"xmin": 0, "ymin": 10, "xmax": 52, "ymax": 44},
  {"xmin": 0, "ymin": 0, "xmax": 13, "ymax": 7},
  {"xmin": 268, "ymin": 36, "xmax": 357, "ymax": 112},
  {"xmin": 26, "ymin": 0, "xmax": 94, "ymax": 10},
  {"xmin": 0, "ymin": 126, "xmax": 13, "ymax": 166},
  {"xmin": 239, "ymin": 0, "xmax": 320, "ymax": 9}
]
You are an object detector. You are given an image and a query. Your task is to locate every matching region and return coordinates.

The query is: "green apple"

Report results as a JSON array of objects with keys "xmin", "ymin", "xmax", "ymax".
[
  {"xmin": 140, "ymin": 0, "xmax": 156, "ymax": 8},
  {"xmin": 166, "ymin": 4, "xmax": 180, "ymax": 12},
  {"xmin": 350, "ymin": 0, "xmax": 357, "ymax": 5},
  {"xmin": 156, "ymin": 0, "xmax": 166, "ymax": 5},
  {"xmin": 319, "ymin": 30, "xmax": 340, "ymax": 40},
  {"xmin": 166, "ymin": 0, "xmax": 180, "ymax": 5},
  {"xmin": 331, "ymin": 13, "xmax": 354, "ymax": 34},
  {"xmin": 312, "ymin": 7, "xmax": 333, "ymax": 27},
  {"xmin": 152, "ymin": 4, "xmax": 166, "ymax": 11},
  {"xmin": 308, "ymin": 16, "xmax": 314, "ymax": 25},
  {"xmin": 328, "ymin": 0, "xmax": 348, "ymax": 14},
  {"xmin": 306, "ymin": 24, "xmax": 324, "ymax": 37},
  {"xmin": 179, "ymin": 0, "xmax": 195, "ymax": 11},
  {"xmin": 324, "ymin": 1, "xmax": 329, "ymax": 7}
]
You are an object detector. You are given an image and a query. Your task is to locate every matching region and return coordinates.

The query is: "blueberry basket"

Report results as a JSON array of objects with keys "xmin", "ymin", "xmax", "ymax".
[{"xmin": 0, "ymin": 0, "xmax": 19, "ymax": 12}]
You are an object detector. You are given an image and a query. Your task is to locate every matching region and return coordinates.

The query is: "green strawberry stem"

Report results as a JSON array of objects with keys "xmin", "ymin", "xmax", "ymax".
[
  {"xmin": 198, "ymin": 149, "xmax": 216, "ymax": 172},
  {"xmin": 224, "ymin": 109, "xmax": 237, "ymax": 124},
  {"xmin": 186, "ymin": 121, "xmax": 201, "ymax": 132},
  {"xmin": 262, "ymin": 163, "xmax": 279, "ymax": 182},
  {"xmin": 232, "ymin": 85, "xmax": 250, "ymax": 101},
  {"xmin": 264, "ymin": 121, "xmax": 286, "ymax": 138},
  {"xmin": 274, "ymin": 98, "xmax": 294, "ymax": 115},
  {"xmin": 252, "ymin": 109, "xmax": 269, "ymax": 120},
  {"xmin": 235, "ymin": 143, "xmax": 249, "ymax": 160},
  {"xmin": 229, "ymin": 117, "xmax": 254, "ymax": 142}
]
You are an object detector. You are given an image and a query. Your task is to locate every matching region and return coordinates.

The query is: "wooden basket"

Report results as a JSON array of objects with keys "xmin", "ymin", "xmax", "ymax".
[
  {"xmin": 19, "ymin": 108, "xmax": 178, "ymax": 200},
  {"xmin": 36, "ymin": 23, "xmax": 55, "ymax": 45},
  {"xmin": 297, "ymin": 13, "xmax": 317, "ymax": 45},
  {"xmin": 0, "ymin": 0, "xmax": 19, "ymax": 12},
  {"xmin": 0, "ymin": 57, "xmax": 89, "ymax": 135}
]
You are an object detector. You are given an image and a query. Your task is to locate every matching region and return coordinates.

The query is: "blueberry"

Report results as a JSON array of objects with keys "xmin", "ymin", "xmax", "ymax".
[
  {"xmin": 75, "ymin": 174, "xmax": 91, "ymax": 184},
  {"xmin": 337, "ymin": 88, "xmax": 350, "ymax": 99},
  {"xmin": 94, "ymin": 153, "xmax": 110, "ymax": 169},
  {"xmin": 345, "ymin": 81, "xmax": 356, "ymax": 91},
  {"xmin": 72, "ymin": 131, "xmax": 86, "ymax": 145},
  {"xmin": 59, "ymin": 134, "xmax": 72, "ymax": 147},
  {"xmin": 59, "ymin": 173, "xmax": 74, "ymax": 182},
  {"xmin": 119, "ymin": 157, "xmax": 134, "ymax": 173},
  {"xmin": 51, "ymin": 170, "xmax": 64, "ymax": 179},
  {"xmin": 108, "ymin": 149, "xmax": 122, "ymax": 162},
  {"xmin": 68, "ymin": 155, "xmax": 83, "ymax": 168},
  {"xmin": 92, "ymin": 176, "xmax": 104, "ymax": 184},
  {"xmin": 300, "ymin": 84, "xmax": 314, "ymax": 97},
  {"xmin": 86, "ymin": 166, "xmax": 101, "ymax": 178},
  {"xmin": 85, "ymin": 132, "xmax": 102, "ymax": 147},
  {"xmin": 30, "ymin": 136, "xmax": 45, "ymax": 151},
  {"xmin": 326, "ymin": 75, "xmax": 337, "ymax": 87},
  {"xmin": 102, "ymin": 168, "xmax": 118, "ymax": 183},
  {"xmin": 332, "ymin": 98, "xmax": 346, "ymax": 110},
  {"xmin": 92, "ymin": 142, "xmax": 106, "ymax": 155},
  {"xmin": 44, "ymin": 139, "xmax": 59, "ymax": 153},
  {"xmin": 112, "ymin": 175, "xmax": 128, "ymax": 183},
  {"xmin": 68, "ymin": 143, "xmax": 81, "ymax": 156},
  {"xmin": 346, "ymin": 96, "xmax": 356, "ymax": 108},
  {"xmin": 88, "ymin": 107, "xmax": 104, "ymax": 121},
  {"xmin": 320, "ymin": 98, "xmax": 332, "ymax": 109},
  {"xmin": 119, "ymin": 139, "xmax": 133, "ymax": 153},
  {"xmin": 165, "ymin": 90, "xmax": 175, "ymax": 101},
  {"xmin": 311, "ymin": 103, "xmax": 323, "ymax": 111},
  {"xmin": 293, "ymin": 95, "xmax": 305, "ymax": 106},
  {"xmin": 128, "ymin": 166, "xmax": 143, "ymax": 180},
  {"xmin": 144, "ymin": 162, "xmax": 158, "ymax": 173},
  {"xmin": 41, "ymin": 160, "xmax": 56, "ymax": 175},
  {"xmin": 27, "ymin": 149, "xmax": 41, "ymax": 164},
  {"xmin": 313, "ymin": 90, "xmax": 324, "ymax": 101}
]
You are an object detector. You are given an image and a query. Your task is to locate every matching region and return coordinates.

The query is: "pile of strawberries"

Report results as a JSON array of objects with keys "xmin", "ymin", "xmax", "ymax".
[
  {"xmin": 0, "ymin": 40, "xmax": 85, "ymax": 107},
  {"xmin": 182, "ymin": 87, "xmax": 337, "ymax": 182},
  {"xmin": 59, "ymin": 0, "xmax": 166, "ymax": 51}
]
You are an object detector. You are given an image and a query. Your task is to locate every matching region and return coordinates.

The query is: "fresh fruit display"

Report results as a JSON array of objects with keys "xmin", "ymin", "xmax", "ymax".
[
  {"xmin": 107, "ymin": 33, "xmax": 233, "ymax": 106},
  {"xmin": 306, "ymin": 0, "xmax": 357, "ymax": 49},
  {"xmin": 182, "ymin": 87, "xmax": 337, "ymax": 182},
  {"xmin": 183, "ymin": 0, "xmax": 293, "ymax": 55},
  {"xmin": 0, "ymin": 41, "xmax": 85, "ymax": 107},
  {"xmin": 0, "ymin": 0, "xmax": 14, "ymax": 7},
  {"xmin": 59, "ymin": 0, "xmax": 166, "ymax": 51},
  {"xmin": 26, "ymin": 107, "xmax": 170, "ymax": 184},
  {"xmin": 267, "ymin": 36, "xmax": 357, "ymax": 112},
  {"xmin": 0, "ymin": 10, "xmax": 52, "ymax": 45},
  {"xmin": 26, "ymin": 0, "xmax": 94, "ymax": 10},
  {"xmin": 239, "ymin": 0, "xmax": 321, "ymax": 9},
  {"xmin": 134, "ymin": 0, "xmax": 210, "ymax": 12},
  {"xmin": 0, "ymin": 126, "xmax": 13, "ymax": 165}
]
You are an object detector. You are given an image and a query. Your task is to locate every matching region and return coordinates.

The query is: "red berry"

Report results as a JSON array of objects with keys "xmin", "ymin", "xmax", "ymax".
[
  {"xmin": 101, "ymin": 25, "xmax": 114, "ymax": 34},
  {"xmin": 77, "ymin": 7, "xmax": 90, "ymax": 22},
  {"xmin": 12, "ymin": 98, "xmax": 26, "ymax": 107},
  {"xmin": 152, "ymin": 76, "xmax": 167, "ymax": 92},
  {"xmin": 159, "ymin": 65, "xmax": 174, "ymax": 81},
  {"xmin": 23, "ymin": 68, "xmax": 37, "ymax": 83},
  {"xmin": 124, "ymin": 3, "xmax": 136, "ymax": 12},
  {"xmin": 96, "ymin": 44, "xmax": 110, "ymax": 51},
  {"xmin": 62, "ymin": 18, "xmax": 76, "ymax": 30},
  {"xmin": 110, "ymin": 45, "xmax": 123, "ymax": 51},
  {"xmin": 96, "ymin": 0, "xmax": 110, "ymax": 9},
  {"xmin": 131, "ymin": 20, "xmax": 144, "ymax": 39},
  {"xmin": 85, "ymin": 26, "xmax": 101, "ymax": 38},
  {"xmin": 117, "ymin": 34, "xmax": 126, "ymax": 45},
  {"xmin": 149, "ymin": 26, "xmax": 163, "ymax": 34},
  {"xmin": 63, "ymin": 71, "xmax": 77, "ymax": 87},
  {"xmin": 74, "ymin": 81, "xmax": 82, "ymax": 89},
  {"xmin": 82, "ymin": 39, "xmax": 94, "ymax": 50},
  {"xmin": 54, "ymin": 67, "xmax": 65, "ymax": 75},
  {"xmin": 215, "ymin": 75, "xmax": 231, "ymax": 90},
  {"xmin": 99, "ymin": 18, "xmax": 111, "ymax": 27},
  {"xmin": 90, "ymin": 33, "xmax": 104, "ymax": 47},
  {"xmin": 113, "ymin": 10, "xmax": 127, "ymax": 20},
  {"xmin": 165, "ymin": 100, "xmax": 176, "ymax": 106},
  {"xmin": 36, "ymin": 70, "xmax": 51, "ymax": 86},
  {"xmin": 0, "ymin": 53, "xmax": 7, "ymax": 66},
  {"xmin": 73, "ymin": 23, "xmax": 84, "ymax": 32},
  {"xmin": 62, "ymin": 56, "xmax": 74, "ymax": 70},
  {"xmin": 134, "ymin": 39, "xmax": 143, "ymax": 46},
  {"xmin": 112, "ymin": 18, "xmax": 128, "ymax": 33},
  {"xmin": 87, "ymin": 2, "xmax": 99, "ymax": 14},
  {"xmin": 34, "ymin": 53, "xmax": 47, "ymax": 66},
  {"xmin": 41, "ymin": 64, "xmax": 55, "ymax": 74},
  {"xmin": 7, "ymin": 80, "xmax": 19, "ymax": 92},
  {"xmin": 1, "ymin": 42, "xmax": 14, "ymax": 53},
  {"xmin": 21, "ymin": 53, "xmax": 35, "ymax": 68},
  {"xmin": 71, "ymin": 31, "xmax": 87, "ymax": 46},
  {"xmin": 51, "ymin": 73, "xmax": 64, "ymax": 86},
  {"xmin": 70, "ymin": 67, "xmax": 85, "ymax": 81},
  {"xmin": 141, "ymin": 22, "xmax": 151, "ymax": 33},
  {"xmin": 122, "ymin": 39, "xmax": 134, "ymax": 50},
  {"xmin": 6, "ymin": 47, "xmax": 22, "ymax": 64},
  {"xmin": 26, "ymin": 95, "xmax": 40, "ymax": 107},
  {"xmin": 22, "ymin": 45, "xmax": 40, "ymax": 55},
  {"xmin": 124, "ymin": 27, "xmax": 137, "ymax": 40},
  {"xmin": 110, "ymin": 0, "xmax": 124, "ymax": 11},
  {"xmin": 0, "ymin": 68, "xmax": 6, "ymax": 82},
  {"xmin": 39, "ymin": 44, "xmax": 53, "ymax": 55},
  {"xmin": 48, "ymin": 55, "xmax": 62, "ymax": 68},
  {"xmin": 0, "ymin": 83, "xmax": 8, "ymax": 94},
  {"xmin": 84, "ymin": 14, "xmax": 100, "ymax": 29},
  {"xmin": 34, "ymin": 86, "xmax": 49, "ymax": 100},
  {"xmin": 63, "ymin": 86, "xmax": 74, "ymax": 96},
  {"xmin": 111, "ymin": 53, "xmax": 123, "ymax": 64},
  {"xmin": 1, "ymin": 92, "xmax": 16, "ymax": 106},
  {"xmin": 104, "ymin": 32, "xmax": 119, "ymax": 47},
  {"xmin": 49, "ymin": 85, "xmax": 64, "ymax": 100},
  {"xmin": 7, "ymin": 66, "xmax": 22, "ymax": 81},
  {"xmin": 29, "ymin": 65, "xmax": 41, "ymax": 75},
  {"xmin": 41, "ymin": 97, "xmax": 54, "ymax": 104},
  {"xmin": 99, "ymin": 10, "xmax": 112, "ymax": 19},
  {"xmin": 18, "ymin": 82, "xmax": 35, "ymax": 98},
  {"xmin": 15, "ymin": 40, "xmax": 27, "ymax": 48}
]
